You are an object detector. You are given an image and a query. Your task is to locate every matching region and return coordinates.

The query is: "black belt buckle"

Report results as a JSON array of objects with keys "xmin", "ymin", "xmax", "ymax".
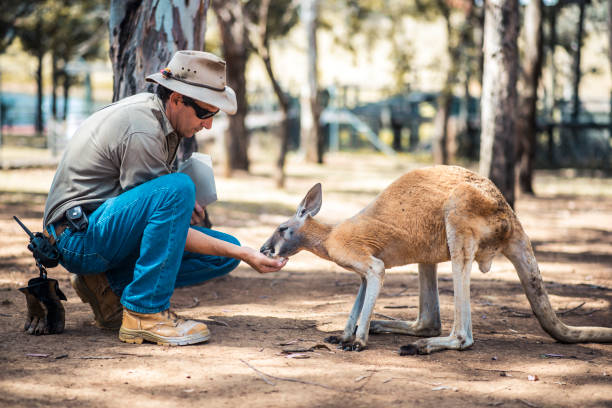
[{"xmin": 65, "ymin": 206, "xmax": 88, "ymax": 231}]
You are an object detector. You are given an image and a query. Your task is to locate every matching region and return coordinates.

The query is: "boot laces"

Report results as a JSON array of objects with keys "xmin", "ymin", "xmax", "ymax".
[{"xmin": 161, "ymin": 309, "xmax": 182, "ymax": 326}]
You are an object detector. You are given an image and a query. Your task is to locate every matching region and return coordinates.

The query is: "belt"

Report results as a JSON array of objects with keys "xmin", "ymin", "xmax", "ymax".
[{"xmin": 43, "ymin": 221, "xmax": 70, "ymax": 246}]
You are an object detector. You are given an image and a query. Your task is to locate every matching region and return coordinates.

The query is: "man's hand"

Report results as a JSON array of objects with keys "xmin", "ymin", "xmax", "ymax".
[
  {"xmin": 241, "ymin": 247, "xmax": 287, "ymax": 273},
  {"xmin": 191, "ymin": 202, "xmax": 205, "ymax": 225}
]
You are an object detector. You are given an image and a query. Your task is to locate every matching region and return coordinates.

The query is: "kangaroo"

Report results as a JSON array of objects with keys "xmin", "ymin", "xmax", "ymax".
[{"xmin": 260, "ymin": 165, "xmax": 612, "ymax": 354}]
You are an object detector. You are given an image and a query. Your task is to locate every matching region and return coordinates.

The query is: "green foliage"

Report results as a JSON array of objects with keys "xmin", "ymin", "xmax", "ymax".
[
  {"xmin": 15, "ymin": 0, "xmax": 107, "ymax": 63},
  {"xmin": 0, "ymin": 0, "xmax": 42, "ymax": 53}
]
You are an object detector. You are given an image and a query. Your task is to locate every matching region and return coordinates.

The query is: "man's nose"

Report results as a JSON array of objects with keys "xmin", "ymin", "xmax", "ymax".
[{"xmin": 201, "ymin": 117, "xmax": 214, "ymax": 129}]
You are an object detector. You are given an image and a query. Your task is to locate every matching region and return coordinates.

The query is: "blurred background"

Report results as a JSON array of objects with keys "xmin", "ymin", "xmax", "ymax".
[{"xmin": 0, "ymin": 0, "xmax": 610, "ymax": 197}]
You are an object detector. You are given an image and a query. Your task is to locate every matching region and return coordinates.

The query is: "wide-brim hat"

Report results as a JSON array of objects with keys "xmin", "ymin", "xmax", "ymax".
[{"xmin": 146, "ymin": 51, "xmax": 237, "ymax": 115}]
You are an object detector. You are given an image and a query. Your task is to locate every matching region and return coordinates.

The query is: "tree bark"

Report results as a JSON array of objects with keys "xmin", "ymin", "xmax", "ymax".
[
  {"xmin": 35, "ymin": 18, "xmax": 44, "ymax": 134},
  {"xmin": 516, "ymin": 0, "xmax": 543, "ymax": 195},
  {"xmin": 109, "ymin": 0, "xmax": 209, "ymax": 163},
  {"xmin": 300, "ymin": 0, "xmax": 322, "ymax": 163},
  {"xmin": 109, "ymin": 0, "xmax": 209, "ymax": 101},
  {"xmin": 432, "ymin": 2, "xmax": 475, "ymax": 165},
  {"xmin": 479, "ymin": 0, "xmax": 519, "ymax": 209},
  {"xmin": 249, "ymin": 0, "xmax": 293, "ymax": 187},
  {"xmin": 212, "ymin": 0, "xmax": 250, "ymax": 175}
]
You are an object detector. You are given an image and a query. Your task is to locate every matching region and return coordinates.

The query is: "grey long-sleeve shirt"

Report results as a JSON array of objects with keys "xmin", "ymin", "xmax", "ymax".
[{"xmin": 43, "ymin": 93, "xmax": 181, "ymax": 227}]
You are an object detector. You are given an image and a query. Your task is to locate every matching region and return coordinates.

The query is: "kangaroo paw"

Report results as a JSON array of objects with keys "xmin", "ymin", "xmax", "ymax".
[
  {"xmin": 399, "ymin": 344, "xmax": 418, "ymax": 356},
  {"xmin": 340, "ymin": 340, "xmax": 367, "ymax": 352}
]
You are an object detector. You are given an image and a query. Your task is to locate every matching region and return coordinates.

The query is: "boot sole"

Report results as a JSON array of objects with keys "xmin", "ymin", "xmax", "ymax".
[
  {"xmin": 71, "ymin": 275, "xmax": 122, "ymax": 329},
  {"xmin": 118, "ymin": 327, "xmax": 211, "ymax": 346}
]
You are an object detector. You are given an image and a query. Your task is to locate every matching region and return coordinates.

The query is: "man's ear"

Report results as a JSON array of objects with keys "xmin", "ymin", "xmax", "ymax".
[{"xmin": 169, "ymin": 91, "xmax": 180, "ymax": 105}]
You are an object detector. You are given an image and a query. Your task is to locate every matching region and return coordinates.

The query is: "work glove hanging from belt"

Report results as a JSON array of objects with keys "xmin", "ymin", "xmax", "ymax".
[{"xmin": 19, "ymin": 277, "xmax": 67, "ymax": 335}]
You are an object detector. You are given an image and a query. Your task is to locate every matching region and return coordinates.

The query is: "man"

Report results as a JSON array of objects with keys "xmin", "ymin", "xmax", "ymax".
[{"xmin": 42, "ymin": 51, "xmax": 286, "ymax": 346}]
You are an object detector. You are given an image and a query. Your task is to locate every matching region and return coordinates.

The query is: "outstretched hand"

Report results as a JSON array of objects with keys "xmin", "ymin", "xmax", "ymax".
[{"xmin": 241, "ymin": 247, "xmax": 287, "ymax": 273}]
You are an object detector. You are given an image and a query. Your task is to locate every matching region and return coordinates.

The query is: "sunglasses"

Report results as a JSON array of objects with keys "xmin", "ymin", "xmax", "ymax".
[{"xmin": 181, "ymin": 96, "xmax": 219, "ymax": 120}]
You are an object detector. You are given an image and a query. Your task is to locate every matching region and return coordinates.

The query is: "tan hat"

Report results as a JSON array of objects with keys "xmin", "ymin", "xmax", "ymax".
[{"xmin": 146, "ymin": 51, "xmax": 237, "ymax": 115}]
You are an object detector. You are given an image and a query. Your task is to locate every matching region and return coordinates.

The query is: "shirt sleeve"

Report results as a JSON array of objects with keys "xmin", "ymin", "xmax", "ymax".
[{"xmin": 118, "ymin": 131, "xmax": 172, "ymax": 191}]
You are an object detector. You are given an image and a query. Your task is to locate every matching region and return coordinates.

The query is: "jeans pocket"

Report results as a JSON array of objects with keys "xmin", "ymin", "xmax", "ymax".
[{"xmin": 57, "ymin": 231, "xmax": 109, "ymax": 274}]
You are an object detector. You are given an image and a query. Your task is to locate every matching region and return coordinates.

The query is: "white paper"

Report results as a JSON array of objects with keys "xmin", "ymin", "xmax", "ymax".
[{"xmin": 178, "ymin": 153, "xmax": 217, "ymax": 206}]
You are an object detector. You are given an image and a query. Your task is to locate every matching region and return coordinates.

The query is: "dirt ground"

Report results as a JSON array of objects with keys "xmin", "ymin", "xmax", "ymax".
[{"xmin": 0, "ymin": 153, "xmax": 610, "ymax": 408}]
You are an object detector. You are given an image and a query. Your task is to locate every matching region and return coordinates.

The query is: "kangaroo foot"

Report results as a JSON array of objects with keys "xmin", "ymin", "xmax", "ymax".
[
  {"xmin": 324, "ymin": 335, "xmax": 366, "ymax": 352},
  {"xmin": 399, "ymin": 335, "xmax": 473, "ymax": 355},
  {"xmin": 370, "ymin": 319, "xmax": 441, "ymax": 337}
]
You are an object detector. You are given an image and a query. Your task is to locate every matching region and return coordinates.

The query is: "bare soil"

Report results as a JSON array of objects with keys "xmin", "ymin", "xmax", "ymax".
[{"xmin": 0, "ymin": 154, "xmax": 610, "ymax": 408}]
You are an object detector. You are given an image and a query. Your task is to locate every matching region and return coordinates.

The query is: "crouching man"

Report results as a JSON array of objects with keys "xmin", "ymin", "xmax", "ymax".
[{"xmin": 42, "ymin": 51, "xmax": 286, "ymax": 346}]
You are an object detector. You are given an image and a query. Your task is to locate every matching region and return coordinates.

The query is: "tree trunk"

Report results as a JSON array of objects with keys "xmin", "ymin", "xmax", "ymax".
[
  {"xmin": 433, "ymin": 3, "xmax": 475, "ymax": 165},
  {"xmin": 62, "ymin": 72, "xmax": 73, "ymax": 121},
  {"xmin": 51, "ymin": 53, "xmax": 58, "ymax": 119},
  {"xmin": 432, "ymin": 91, "xmax": 451, "ymax": 164},
  {"xmin": 516, "ymin": 0, "xmax": 543, "ymax": 195},
  {"xmin": 35, "ymin": 19, "xmax": 44, "ymax": 134},
  {"xmin": 260, "ymin": 46, "xmax": 291, "ymax": 188},
  {"xmin": 109, "ymin": 0, "xmax": 209, "ymax": 164},
  {"xmin": 570, "ymin": 0, "xmax": 586, "ymax": 156},
  {"xmin": 609, "ymin": 0, "xmax": 611, "ymax": 153},
  {"xmin": 547, "ymin": 4, "xmax": 558, "ymax": 166},
  {"xmin": 479, "ymin": 0, "xmax": 519, "ymax": 209},
  {"xmin": 300, "ymin": 0, "xmax": 322, "ymax": 163},
  {"xmin": 212, "ymin": 0, "xmax": 250, "ymax": 175},
  {"xmin": 109, "ymin": 0, "xmax": 209, "ymax": 101}
]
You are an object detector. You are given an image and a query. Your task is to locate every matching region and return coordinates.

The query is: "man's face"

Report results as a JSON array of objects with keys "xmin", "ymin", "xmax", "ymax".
[{"xmin": 169, "ymin": 94, "xmax": 219, "ymax": 138}]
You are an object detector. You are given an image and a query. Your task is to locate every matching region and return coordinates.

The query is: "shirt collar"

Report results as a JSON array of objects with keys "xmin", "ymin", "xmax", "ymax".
[{"xmin": 152, "ymin": 93, "xmax": 176, "ymax": 137}]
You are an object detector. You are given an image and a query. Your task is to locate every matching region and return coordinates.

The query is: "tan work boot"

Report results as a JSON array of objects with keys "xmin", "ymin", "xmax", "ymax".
[
  {"xmin": 118, "ymin": 309, "xmax": 211, "ymax": 346},
  {"xmin": 70, "ymin": 273, "xmax": 123, "ymax": 329}
]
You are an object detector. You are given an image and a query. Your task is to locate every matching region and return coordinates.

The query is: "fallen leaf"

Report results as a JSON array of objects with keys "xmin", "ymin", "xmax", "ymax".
[
  {"xmin": 285, "ymin": 353, "xmax": 310, "ymax": 359},
  {"xmin": 354, "ymin": 375, "xmax": 368, "ymax": 382},
  {"xmin": 26, "ymin": 353, "xmax": 50, "ymax": 358},
  {"xmin": 527, "ymin": 375, "xmax": 539, "ymax": 381},
  {"xmin": 431, "ymin": 385, "xmax": 457, "ymax": 391},
  {"xmin": 278, "ymin": 339, "xmax": 299, "ymax": 346},
  {"xmin": 541, "ymin": 353, "xmax": 577, "ymax": 359}
]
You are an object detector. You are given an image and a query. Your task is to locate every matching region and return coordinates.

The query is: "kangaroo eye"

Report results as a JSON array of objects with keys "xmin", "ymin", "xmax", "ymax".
[{"xmin": 279, "ymin": 226, "xmax": 288, "ymax": 233}]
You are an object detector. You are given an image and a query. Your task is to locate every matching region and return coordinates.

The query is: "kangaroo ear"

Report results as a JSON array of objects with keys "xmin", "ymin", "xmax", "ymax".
[{"xmin": 296, "ymin": 183, "xmax": 322, "ymax": 218}]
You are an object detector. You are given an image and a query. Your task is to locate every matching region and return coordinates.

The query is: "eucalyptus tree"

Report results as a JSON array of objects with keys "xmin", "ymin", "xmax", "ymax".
[
  {"xmin": 480, "ymin": 0, "xmax": 519, "ymax": 208},
  {"xmin": 244, "ymin": 0, "xmax": 299, "ymax": 186},
  {"xmin": 109, "ymin": 0, "xmax": 210, "ymax": 162}
]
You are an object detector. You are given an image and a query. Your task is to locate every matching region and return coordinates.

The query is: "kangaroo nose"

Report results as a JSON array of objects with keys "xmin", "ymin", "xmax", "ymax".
[{"xmin": 260, "ymin": 244, "xmax": 274, "ymax": 256}]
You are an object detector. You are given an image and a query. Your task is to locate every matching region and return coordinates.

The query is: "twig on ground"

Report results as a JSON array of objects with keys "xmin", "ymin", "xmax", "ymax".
[
  {"xmin": 387, "ymin": 289, "xmax": 409, "ymax": 297},
  {"xmin": 353, "ymin": 370, "xmax": 377, "ymax": 391},
  {"xmin": 557, "ymin": 302, "xmax": 585, "ymax": 316},
  {"xmin": 79, "ymin": 356, "xmax": 116, "ymax": 359},
  {"xmin": 240, "ymin": 359, "xmax": 276, "ymax": 385},
  {"xmin": 374, "ymin": 312, "xmax": 399, "ymax": 320},
  {"xmin": 517, "ymin": 399, "xmax": 540, "ymax": 408},
  {"xmin": 500, "ymin": 306, "xmax": 532, "ymax": 318},
  {"xmin": 207, "ymin": 318, "xmax": 230, "ymax": 327},
  {"xmin": 573, "ymin": 308, "xmax": 604, "ymax": 316},
  {"xmin": 240, "ymin": 359, "xmax": 339, "ymax": 391}
]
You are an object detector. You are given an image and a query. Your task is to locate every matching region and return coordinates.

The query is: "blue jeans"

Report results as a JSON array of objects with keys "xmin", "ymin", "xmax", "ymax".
[{"xmin": 53, "ymin": 173, "xmax": 240, "ymax": 313}]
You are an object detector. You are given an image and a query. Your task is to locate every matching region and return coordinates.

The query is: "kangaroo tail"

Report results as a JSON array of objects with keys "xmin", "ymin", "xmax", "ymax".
[{"xmin": 503, "ymin": 228, "xmax": 612, "ymax": 343}]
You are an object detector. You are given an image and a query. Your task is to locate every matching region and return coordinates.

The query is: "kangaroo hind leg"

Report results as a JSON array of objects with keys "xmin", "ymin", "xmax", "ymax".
[
  {"xmin": 370, "ymin": 263, "xmax": 441, "ymax": 337},
  {"xmin": 401, "ymin": 209, "xmax": 477, "ymax": 355}
]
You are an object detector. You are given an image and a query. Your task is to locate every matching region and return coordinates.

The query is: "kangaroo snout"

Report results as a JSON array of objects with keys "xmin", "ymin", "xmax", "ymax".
[{"xmin": 260, "ymin": 242, "xmax": 274, "ymax": 257}]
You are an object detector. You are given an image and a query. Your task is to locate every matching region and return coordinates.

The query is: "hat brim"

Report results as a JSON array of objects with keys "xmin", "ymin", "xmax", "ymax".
[{"xmin": 146, "ymin": 72, "xmax": 237, "ymax": 115}]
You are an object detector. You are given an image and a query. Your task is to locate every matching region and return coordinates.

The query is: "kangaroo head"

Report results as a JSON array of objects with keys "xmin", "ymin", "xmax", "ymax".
[{"xmin": 260, "ymin": 183, "xmax": 322, "ymax": 258}]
